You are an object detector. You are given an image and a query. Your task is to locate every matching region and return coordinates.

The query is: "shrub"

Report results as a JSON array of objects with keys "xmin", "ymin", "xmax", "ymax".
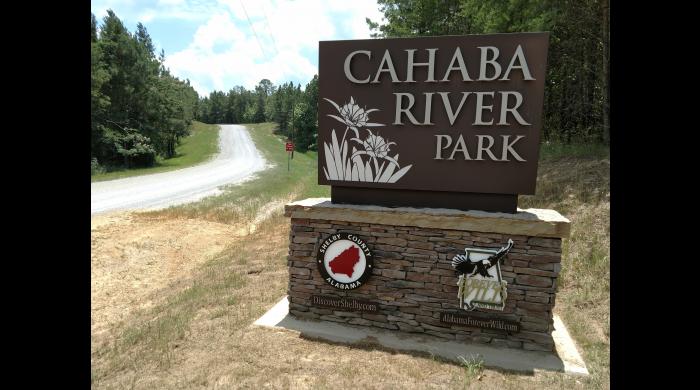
[{"xmin": 91, "ymin": 157, "xmax": 105, "ymax": 175}]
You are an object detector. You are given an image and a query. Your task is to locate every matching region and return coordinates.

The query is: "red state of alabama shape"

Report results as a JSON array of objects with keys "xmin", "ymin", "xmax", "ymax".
[{"xmin": 328, "ymin": 245, "xmax": 360, "ymax": 278}]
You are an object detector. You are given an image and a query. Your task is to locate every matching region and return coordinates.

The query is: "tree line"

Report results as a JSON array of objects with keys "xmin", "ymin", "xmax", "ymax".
[
  {"xmin": 91, "ymin": 11, "xmax": 199, "ymax": 170},
  {"xmin": 366, "ymin": 0, "xmax": 610, "ymax": 144},
  {"xmin": 196, "ymin": 75, "xmax": 319, "ymax": 152}
]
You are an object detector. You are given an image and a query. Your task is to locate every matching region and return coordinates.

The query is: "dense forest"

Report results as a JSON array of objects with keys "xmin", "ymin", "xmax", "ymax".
[
  {"xmin": 196, "ymin": 75, "xmax": 319, "ymax": 152},
  {"xmin": 366, "ymin": 0, "xmax": 610, "ymax": 144}
]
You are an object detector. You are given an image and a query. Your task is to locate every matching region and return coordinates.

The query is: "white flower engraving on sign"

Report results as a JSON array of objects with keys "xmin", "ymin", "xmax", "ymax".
[{"xmin": 322, "ymin": 97, "xmax": 413, "ymax": 183}]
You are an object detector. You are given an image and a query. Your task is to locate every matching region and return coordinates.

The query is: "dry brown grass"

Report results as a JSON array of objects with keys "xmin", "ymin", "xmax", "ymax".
[
  {"xmin": 91, "ymin": 129, "xmax": 609, "ymax": 389},
  {"xmin": 521, "ymin": 154, "xmax": 610, "ymax": 389}
]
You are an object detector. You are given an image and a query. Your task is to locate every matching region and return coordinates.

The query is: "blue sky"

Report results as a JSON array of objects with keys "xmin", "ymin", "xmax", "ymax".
[{"xmin": 91, "ymin": 0, "xmax": 385, "ymax": 97}]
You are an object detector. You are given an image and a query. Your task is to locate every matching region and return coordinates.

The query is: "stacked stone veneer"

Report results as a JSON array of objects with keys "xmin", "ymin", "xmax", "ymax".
[{"xmin": 284, "ymin": 198, "xmax": 570, "ymax": 352}]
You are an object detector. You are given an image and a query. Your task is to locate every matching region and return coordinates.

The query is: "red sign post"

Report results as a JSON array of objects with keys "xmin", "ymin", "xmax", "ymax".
[{"xmin": 286, "ymin": 142, "xmax": 294, "ymax": 171}]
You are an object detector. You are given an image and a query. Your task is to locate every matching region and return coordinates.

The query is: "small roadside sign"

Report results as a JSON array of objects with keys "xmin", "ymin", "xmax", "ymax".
[{"xmin": 286, "ymin": 141, "xmax": 294, "ymax": 171}]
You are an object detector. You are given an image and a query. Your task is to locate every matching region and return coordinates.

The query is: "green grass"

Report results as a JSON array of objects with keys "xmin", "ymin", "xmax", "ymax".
[
  {"xmin": 148, "ymin": 122, "xmax": 329, "ymax": 224},
  {"xmin": 458, "ymin": 355, "xmax": 484, "ymax": 385},
  {"xmin": 520, "ymin": 143, "xmax": 610, "ymax": 216},
  {"xmin": 539, "ymin": 140, "xmax": 609, "ymax": 161},
  {"xmin": 91, "ymin": 121, "xmax": 220, "ymax": 182}
]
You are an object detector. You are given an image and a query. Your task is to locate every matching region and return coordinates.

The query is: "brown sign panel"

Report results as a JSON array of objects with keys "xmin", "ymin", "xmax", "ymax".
[{"xmin": 318, "ymin": 33, "xmax": 549, "ymax": 197}]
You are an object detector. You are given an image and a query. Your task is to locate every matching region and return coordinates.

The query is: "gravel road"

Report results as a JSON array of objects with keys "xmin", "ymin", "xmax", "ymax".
[{"xmin": 91, "ymin": 124, "xmax": 267, "ymax": 215}]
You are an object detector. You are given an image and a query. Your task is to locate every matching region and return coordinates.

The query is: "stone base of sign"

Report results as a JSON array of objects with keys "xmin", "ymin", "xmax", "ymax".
[
  {"xmin": 254, "ymin": 296, "xmax": 588, "ymax": 375},
  {"xmin": 284, "ymin": 198, "xmax": 570, "ymax": 352}
]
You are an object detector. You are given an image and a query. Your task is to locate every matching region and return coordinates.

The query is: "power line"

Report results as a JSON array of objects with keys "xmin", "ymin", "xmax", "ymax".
[
  {"xmin": 239, "ymin": 0, "xmax": 266, "ymax": 57},
  {"xmin": 261, "ymin": 0, "xmax": 279, "ymax": 56}
]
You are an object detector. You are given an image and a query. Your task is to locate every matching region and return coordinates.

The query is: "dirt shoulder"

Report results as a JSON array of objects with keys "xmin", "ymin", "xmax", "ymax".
[{"xmin": 91, "ymin": 211, "xmax": 246, "ymax": 345}]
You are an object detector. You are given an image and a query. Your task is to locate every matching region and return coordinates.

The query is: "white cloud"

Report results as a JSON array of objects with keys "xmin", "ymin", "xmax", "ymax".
[
  {"xmin": 158, "ymin": 0, "xmax": 185, "ymax": 5},
  {"xmin": 137, "ymin": 9, "xmax": 156, "ymax": 23},
  {"xmin": 164, "ymin": 10, "xmax": 318, "ymax": 95},
  {"xmin": 191, "ymin": 12, "xmax": 244, "ymax": 50},
  {"xmin": 120, "ymin": 0, "xmax": 387, "ymax": 96},
  {"xmin": 93, "ymin": 0, "xmax": 221, "ymax": 23}
]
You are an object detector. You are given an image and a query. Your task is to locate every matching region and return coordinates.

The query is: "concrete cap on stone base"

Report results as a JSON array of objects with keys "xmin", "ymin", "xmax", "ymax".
[{"xmin": 284, "ymin": 198, "xmax": 570, "ymax": 239}]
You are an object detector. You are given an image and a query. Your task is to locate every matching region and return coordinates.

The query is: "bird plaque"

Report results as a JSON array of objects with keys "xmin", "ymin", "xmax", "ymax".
[{"xmin": 451, "ymin": 239, "xmax": 514, "ymax": 311}]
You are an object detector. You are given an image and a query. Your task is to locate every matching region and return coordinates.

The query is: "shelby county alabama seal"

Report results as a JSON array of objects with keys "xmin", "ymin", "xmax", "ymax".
[{"xmin": 316, "ymin": 232, "xmax": 373, "ymax": 290}]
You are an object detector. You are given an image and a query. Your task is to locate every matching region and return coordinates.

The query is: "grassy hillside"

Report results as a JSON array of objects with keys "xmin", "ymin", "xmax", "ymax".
[
  {"xmin": 520, "ymin": 146, "xmax": 610, "ymax": 388},
  {"xmin": 92, "ymin": 124, "xmax": 609, "ymax": 389},
  {"xmin": 91, "ymin": 121, "xmax": 220, "ymax": 182}
]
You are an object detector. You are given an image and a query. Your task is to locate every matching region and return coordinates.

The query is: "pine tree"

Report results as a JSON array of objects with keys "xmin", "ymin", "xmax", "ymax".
[{"xmin": 91, "ymin": 10, "xmax": 200, "ymax": 169}]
